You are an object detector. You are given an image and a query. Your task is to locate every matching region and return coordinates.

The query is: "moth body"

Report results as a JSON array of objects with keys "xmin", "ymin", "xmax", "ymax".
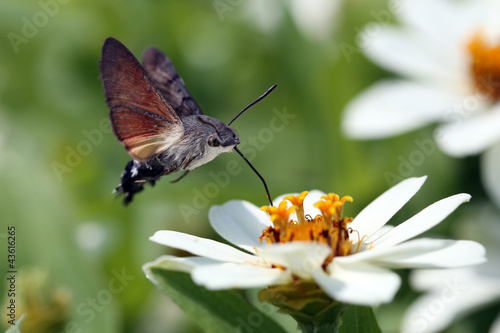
[{"xmin": 100, "ymin": 37, "xmax": 265, "ymax": 205}]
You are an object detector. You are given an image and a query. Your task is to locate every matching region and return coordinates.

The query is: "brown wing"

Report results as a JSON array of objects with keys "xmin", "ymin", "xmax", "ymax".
[
  {"xmin": 142, "ymin": 47, "xmax": 203, "ymax": 118},
  {"xmin": 99, "ymin": 37, "xmax": 183, "ymax": 161}
]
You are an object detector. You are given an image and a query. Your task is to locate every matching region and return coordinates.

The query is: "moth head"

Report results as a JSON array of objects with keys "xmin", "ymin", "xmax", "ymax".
[
  {"xmin": 198, "ymin": 116, "xmax": 240, "ymax": 149},
  {"xmin": 208, "ymin": 127, "xmax": 239, "ymax": 148}
]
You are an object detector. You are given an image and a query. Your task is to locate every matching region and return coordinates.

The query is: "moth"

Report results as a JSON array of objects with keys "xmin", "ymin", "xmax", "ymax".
[{"xmin": 99, "ymin": 37, "xmax": 275, "ymax": 205}]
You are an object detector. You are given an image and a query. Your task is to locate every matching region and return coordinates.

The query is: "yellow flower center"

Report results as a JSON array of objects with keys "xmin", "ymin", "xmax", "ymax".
[
  {"xmin": 260, "ymin": 191, "xmax": 354, "ymax": 268},
  {"xmin": 468, "ymin": 32, "xmax": 500, "ymax": 100}
]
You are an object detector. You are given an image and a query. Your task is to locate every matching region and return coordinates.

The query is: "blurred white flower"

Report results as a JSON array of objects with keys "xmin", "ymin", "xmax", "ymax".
[
  {"xmin": 243, "ymin": 0, "xmax": 343, "ymax": 41},
  {"xmin": 342, "ymin": 0, "xmax": 500, "ymax": 208},
  {"xmin": 401, "ymin": 204, "xmax": 500, "ymax": 333},
  {"xmin": 144, "ymin": 177, "xmax": 485, "ymax": 306},
  {"xmin": 75, "ymin": 222, "xmax": 109, "ymax": 252}
]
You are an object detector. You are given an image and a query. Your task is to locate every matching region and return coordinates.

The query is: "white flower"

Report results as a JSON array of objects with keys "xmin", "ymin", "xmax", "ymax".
[
  {"xmin": 341, "ymin": 0, "xmax": 500, "ymax": 208},
  {"xmin": 401, "ymin": 204, "xmax": 500, "ymax": 333},
  {"xmin": 242, "ymin": 0, "xmax": 343, "ymax": 41},
  {"xmin": 143, "ymin": 176, "xmax": 486, "ymax": 306}
]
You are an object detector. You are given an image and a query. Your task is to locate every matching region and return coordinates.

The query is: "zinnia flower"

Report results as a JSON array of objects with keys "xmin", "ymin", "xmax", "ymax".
[
  {"xmin": 341, "ymin": 0, "xmax": 500, "ymax": 206},
  {"xmin": 241, "ymin": 0, "xmax": 342, "ymax": 41},
  {"xmin": 401, "ymin": 204, "xmax": 500, "ymax": 333},
  {"xmin": 144, "ymin": 177, "xmax": 485, "ymax": 306}
]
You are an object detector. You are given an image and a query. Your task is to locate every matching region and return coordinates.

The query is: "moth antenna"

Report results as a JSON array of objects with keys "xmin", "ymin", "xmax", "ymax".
[
  {"xmin": 234, "ymin": 147, "xmax": 273, "ymax": 206},
  {"xmin": 228, "ymin": 84, "xmax": 277, "ymax": 126}
]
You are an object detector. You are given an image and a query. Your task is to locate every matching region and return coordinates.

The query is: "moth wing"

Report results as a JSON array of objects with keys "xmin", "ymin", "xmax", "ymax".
[
  {"xmin": 142, "ymin": 47, "xmax": 204, "ymax": 118},
  {"xmin": 99, "ymin": 37, "xmax": 184, "ymax": 162}
]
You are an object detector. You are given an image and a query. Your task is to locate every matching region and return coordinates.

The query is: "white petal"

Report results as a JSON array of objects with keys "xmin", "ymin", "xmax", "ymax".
[
  {"xmin": 302, "ymin": 190, "xmax": 326, "ymax": 217},
  {"xmin": 373, "ymin": 193, "xmax": 471, "ymax": 249},
  {"xmin": 353, "ymin": 225, "xmax": 395, "ymax": 253},
  {"xmin": 258, "ymin": 242, "xmax": 331, "ymax": 279},
  {"xmin": 396, "ymin": 0, "xmax": 472, "ymax": 48},
  {"xmin": 191, "ymin": 263, "xmax": 286, "ymax": 290},
  {"xmin": 349, "ymin": 176, "xmax": 426, "ymax": 241},
  {"xmin": 361, "ymin": 25, "xmax": 458, "ymax": 83},
  {"xmin": 481, "ymin": 141, "xmax": 500, "ymax": 209},
  {"xmin": 312, "ymin": 262, "xmax": 400, "ymax": 306},
  {"xmin": 340, "ymin": 238, "xmax": 448, "ymax": 265},
  {"xmin": 369, "ymin": 239, "xmax": 486, "ymax": 269},
  {"xmin": 209, "ymin": 200, "xmax": 271, "ymax": 252},
  {"xmin": 402, "ymin": 280, "xmax": 500, "ymax": 333},
  {"xmin": 409, "ymin": 266, "xmax": 500, "ymax": 292},
  {"xmin": 149, "ymin": 230, "xmax": 262, "ymax": 264},
  {"xmin": 410, "ymin": 268, "xmax": 467, "ymax": 291},
  {"xmin": 436, "ymin": 106, "xmax": 500, "ymax": 157},
  {"xmin": 342, "ymin": 80, "xmax": 460, "ymax": 139},
  {"xmin": 142, "ymin": 255, "xmax": 220, "ymax": 288},
  {"xmin": 368, "ymin": 225, "xmax": 394, "ymax": 242},
  {"xmin": 143, "ymin": 255, "xmax": 219, "ymax": 275},
  {"xmin": 288, "ymin": 0, "xmax": 341, "ymax": 41}
]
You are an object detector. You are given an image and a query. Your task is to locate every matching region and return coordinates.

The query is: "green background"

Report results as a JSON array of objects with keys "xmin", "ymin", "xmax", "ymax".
[{"xmin": 0, "ymin": 0, "xmax": 497, "ymax": 332}]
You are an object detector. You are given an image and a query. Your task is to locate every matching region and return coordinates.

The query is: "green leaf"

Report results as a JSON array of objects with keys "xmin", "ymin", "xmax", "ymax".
[
  {"xmin": 339, "ymin": 306, "xmax": 381, "ymax": 333},
  {"xmin": 147, "ymin": 268, "xmax": 287, "ymax": 333}
]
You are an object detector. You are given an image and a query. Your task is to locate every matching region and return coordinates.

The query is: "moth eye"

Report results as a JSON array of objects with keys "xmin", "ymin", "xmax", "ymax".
[{"xmin": 208, "ymin": 136, "xmax": 220, "ymax": 147}]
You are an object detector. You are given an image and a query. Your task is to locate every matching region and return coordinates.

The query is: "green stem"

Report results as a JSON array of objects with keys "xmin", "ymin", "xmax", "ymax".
[
  {"xmin": 292, "ymin": 301, "xmax": 348, "ymax": 333},
  {"xmin": 259, "ymin": 281, "xmax": 349, "ymax": 333}
]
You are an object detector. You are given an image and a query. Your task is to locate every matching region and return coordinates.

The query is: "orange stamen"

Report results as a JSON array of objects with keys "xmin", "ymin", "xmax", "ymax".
[
  {"xmin": 260, "ymin": 192, "xmax": 359, "ymax": 268},
  {"xmin": 468, "ymin": 32, "xmax": 500, "ymax": 100}
]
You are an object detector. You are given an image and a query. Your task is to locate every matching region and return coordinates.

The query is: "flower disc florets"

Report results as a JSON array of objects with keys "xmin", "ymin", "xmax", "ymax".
[
  {"xmin": 260, "ymin": 191, "xmax": 354, "ymax": 268},
  {"xmin": 468, "ymin": 32, "xmax": 500, "ymax": 101}
]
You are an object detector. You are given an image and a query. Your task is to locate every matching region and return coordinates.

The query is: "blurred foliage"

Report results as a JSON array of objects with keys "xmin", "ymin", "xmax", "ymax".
[{"xmin": 0, "ymin": 0, "xmax": 497, "ymax": 332}]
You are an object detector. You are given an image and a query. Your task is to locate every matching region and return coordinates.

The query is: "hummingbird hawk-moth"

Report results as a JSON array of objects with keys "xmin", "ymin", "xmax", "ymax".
[{"xmin": 99, "ymin": 37, "xmax": 275, "ymax": 205}]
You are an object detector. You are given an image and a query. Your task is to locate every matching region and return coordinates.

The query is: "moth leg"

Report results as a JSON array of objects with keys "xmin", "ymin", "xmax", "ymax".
[
  {"xmin": 169, "ymin": 157, "xmax": 196, "ymax": 183},
  {"xmin": 170, "ymin": 170, "xmax": 190, "ymax": 183},
  {"xmin": 134, "ymin": 169, "xmax": 168, "ymax": 184},
  {"xmin": 134, "ymin": 174, "xmax": 163, "ymax": 184}
]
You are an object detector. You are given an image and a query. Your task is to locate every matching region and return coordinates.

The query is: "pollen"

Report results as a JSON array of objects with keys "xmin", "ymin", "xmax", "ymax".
[
  {"xmin": 261, "ymin": 201, "xmax": 293, "ymax": 230},
  {"xmin": 468, "ymin": 32, "xmax": 500, "ymax": 100},
  {"xmin": 260, "ymin": 192, "xmax": 355, "ymax": 267},
  {"xmin": 283, "ymin": 191, "xmax": 308, "ymax": 224}
]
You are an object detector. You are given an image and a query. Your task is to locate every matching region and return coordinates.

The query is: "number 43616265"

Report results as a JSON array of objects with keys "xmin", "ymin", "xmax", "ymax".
[{"xmin": 7, "ymin": 226, "xmax": 15, "ymax": 268}]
